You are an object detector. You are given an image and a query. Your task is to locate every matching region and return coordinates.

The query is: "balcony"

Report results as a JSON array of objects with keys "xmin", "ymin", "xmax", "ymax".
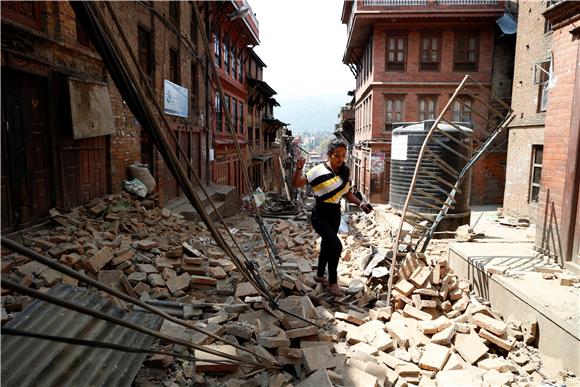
[
  {"xmin": 362, "ymin": 0, "xmax": 497, "ymax": 4},
  {"xmin": 344, "ymin": 0, "xmax": 504, "ymax": 60}
]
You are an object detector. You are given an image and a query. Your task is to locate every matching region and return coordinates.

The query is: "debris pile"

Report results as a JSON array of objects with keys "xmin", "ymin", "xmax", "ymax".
[{"xmin": 1, "ymin": 197, "xmax": 577, "ymax": 387}]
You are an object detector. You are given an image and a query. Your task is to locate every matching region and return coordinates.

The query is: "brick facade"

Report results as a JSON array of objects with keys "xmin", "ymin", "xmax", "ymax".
[
  {"xmin": 503, "ymin": 1, "xmax": 552, "ymax": 219},
  {"xmin": 534, "ymin": 2, "xmax": 580, "ymax": 266}
]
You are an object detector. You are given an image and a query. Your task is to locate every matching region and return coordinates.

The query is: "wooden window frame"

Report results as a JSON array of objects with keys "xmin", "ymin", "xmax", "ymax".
[
  {"xmin": 239, "ymin": 101, "xmax": 244, "ymax": 134},
  {"xmin": 384, "ymin": 94, "xmax": 405, "ymax": 131},
  {"xmin": 223, "ymin": 37, "xmax": 230, "ymax": 73},
  {"xmin": 420, "ymin": 32, "xmax": 441, "ymax": 71},
  {"xmin": 418, "ymin": 95, "xmax": 438, "ymax": 121},
  {"xmin": 453, "ymin": 32, "xmax": 479, "ymax": 72},
  {"xmin": 138, "ymin": 25, "xmax": 154, "ymax": 83},
  {"xmin": 529, "ymin": 145, "xmax": 543, "ymax": 203},
  {"xmin": 213, "ymin": 32, "xmax": 221, "ymax": 67},
  {"xmin": 169, "ymin": 1, "xmax": 180, "ymax": 29},
  {"xmin": 386, "ymin": 32, "xmax": 407, "ymax": 72},
  {"xmin": 452, "ymin": 95, "xmax": 473, "ymax": 122},
  {"xmin": 190, "ymin": 63, "xmax": 197, "ymax": 113},
  {"xmin": 535, "ymin": 59, "xmax": 551, "ymax": 112},
  {"xmin": 169, "ymin": 48, "xmax": 180, "ymax": 84},
  {"xmin": 215, "ymin": 95, "xmax": 222, "ymax": 132}
]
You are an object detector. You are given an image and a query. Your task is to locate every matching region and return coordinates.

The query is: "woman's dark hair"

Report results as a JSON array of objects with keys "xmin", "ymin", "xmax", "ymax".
[
  {"xmin": 327, "ymin": 138, "xmax": 347, "ymax": 155},
  {"xmin": 326, "ymin": 139, "xmax": 349, "ymax": 181}
]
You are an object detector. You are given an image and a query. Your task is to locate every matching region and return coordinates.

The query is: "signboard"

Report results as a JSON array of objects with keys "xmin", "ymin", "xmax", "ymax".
[
  {"xmin": 68, "ymin": 78, "xmax": 115, "ymax": 139},
  {"xmin": 371, "ymin": 152, "xmax": 385, "ymax": 174},
  {"xmin": 391, "ymin": 134, "xmax": 408, "ymax": 161},
  {"xmin": 164, "ymin": 79, "xmax": 188, "ymax": 118}
]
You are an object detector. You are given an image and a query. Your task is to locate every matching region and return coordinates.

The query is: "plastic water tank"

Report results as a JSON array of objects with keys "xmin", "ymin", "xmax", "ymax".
[{"xmin": 389, "ymin": 120, "xmax": 473, "ymax": 231}]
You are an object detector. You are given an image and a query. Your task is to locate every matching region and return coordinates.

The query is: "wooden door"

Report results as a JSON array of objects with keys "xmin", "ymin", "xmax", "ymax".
[{"xmin": 1, "ymin": 70, "xmax": 52, "ymax": 229}]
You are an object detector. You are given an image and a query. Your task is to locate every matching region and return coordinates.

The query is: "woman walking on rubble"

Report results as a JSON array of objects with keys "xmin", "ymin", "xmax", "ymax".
[{"xmin": 292, "ymin": 139, "xmax": 373, "ymax": 296}]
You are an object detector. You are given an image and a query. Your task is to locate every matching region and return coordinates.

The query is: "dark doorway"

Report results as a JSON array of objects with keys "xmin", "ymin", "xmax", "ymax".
[{"xmin": 1, "ymin": 69, "xmax": 53, "ymax": 229}]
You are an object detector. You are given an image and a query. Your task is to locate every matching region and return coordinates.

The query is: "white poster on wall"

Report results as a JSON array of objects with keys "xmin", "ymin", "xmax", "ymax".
[
  {"xmin": 391, "ymin": 134, "xmax": 408, "ymax": 161},
  {"xmin": 164, "ymin": 80, "xmax": 189, "ymax": 118}
]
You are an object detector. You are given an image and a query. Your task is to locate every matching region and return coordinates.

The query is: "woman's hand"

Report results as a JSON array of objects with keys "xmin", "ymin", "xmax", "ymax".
[
  {"xmin": 359, "ymin": 202, "xmax": 373, "ymax": 214},
  {"xmin": 292, "ymin": 156, "xmax": 308, "ymax": 188}
]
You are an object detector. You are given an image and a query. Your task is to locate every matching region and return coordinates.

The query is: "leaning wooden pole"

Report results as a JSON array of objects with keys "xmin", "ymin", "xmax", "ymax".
[{"xmin": 385, "ymin": 75, "xmax": 470, "ymax": 306}]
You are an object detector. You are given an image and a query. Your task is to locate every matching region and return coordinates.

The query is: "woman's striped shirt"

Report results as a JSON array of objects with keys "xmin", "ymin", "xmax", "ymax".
[{"xmin": 305, "ymin": 163, "xmax": 351, "ymax": 204}]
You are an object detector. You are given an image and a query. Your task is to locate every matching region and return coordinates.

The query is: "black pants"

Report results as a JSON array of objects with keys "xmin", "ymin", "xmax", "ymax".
[{"xmin": 311, "ymin": 202, "xmax": 342, "ymax": 285}]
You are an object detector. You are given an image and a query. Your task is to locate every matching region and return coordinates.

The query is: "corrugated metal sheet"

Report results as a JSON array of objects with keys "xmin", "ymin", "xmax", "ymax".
[
  {"xmin": 1, "ymin": 284, "xmax": 163, "ymax": 387},
  {"xmin": 496, "ymin": 12, "xmax": 517, "ymax": 35}
]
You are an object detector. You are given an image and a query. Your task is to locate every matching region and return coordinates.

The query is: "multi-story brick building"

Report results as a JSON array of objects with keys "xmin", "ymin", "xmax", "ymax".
[
  {"xmin": 533, "ymin": 1, "xmax": 580, "ymax": 268},
  {"xmin": 1, "ymin": 0, "xmax": 286, "ymax": 230},
  {"xmin": 341, "ymin": 0, "xmax": 509, "ymax": 205}
]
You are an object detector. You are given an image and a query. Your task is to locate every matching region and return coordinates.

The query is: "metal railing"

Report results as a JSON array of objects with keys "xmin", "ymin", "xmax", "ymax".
[
  {"xmin": 363, "ymin": 0, "xmax": 497, "ymax": 5},
  {"xmin": 437, "ymin": 0, "xmax": 497, "ymax": 4},
  {"xmin": 363, "ymin": 0, "xmax": 427, "ymax": 6}
]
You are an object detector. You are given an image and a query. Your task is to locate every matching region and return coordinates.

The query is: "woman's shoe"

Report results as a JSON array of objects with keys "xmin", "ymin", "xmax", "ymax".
[
  {"xmin": 314, "ymin": 275, "xmax": 329, "ymax": 287},
  {"xmin": 329, "ymin": 284, "xmax": 343, "ymax": 296}
]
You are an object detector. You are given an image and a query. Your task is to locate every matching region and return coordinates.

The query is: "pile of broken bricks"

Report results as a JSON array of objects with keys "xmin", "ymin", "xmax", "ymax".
[{"xmin": 1, "ymin": 196, "xmax": 577, "ymax": 387}]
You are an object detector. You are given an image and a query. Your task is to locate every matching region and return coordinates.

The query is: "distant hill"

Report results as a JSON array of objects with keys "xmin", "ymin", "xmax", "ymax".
[{"xmin": 275, "ymin": 93, "xmax": 351, "ymax": 133}]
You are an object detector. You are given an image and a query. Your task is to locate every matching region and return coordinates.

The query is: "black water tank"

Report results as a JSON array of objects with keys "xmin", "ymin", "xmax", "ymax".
[{"xmin": 389, "ymin": 120, "xmax": 473, "ymax": 231}]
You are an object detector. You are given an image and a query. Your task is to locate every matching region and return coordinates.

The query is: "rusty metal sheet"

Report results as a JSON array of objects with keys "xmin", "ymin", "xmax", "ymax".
[{"xmin": 68, "ymin": 78, "xmax": 115, "ymax": 140}]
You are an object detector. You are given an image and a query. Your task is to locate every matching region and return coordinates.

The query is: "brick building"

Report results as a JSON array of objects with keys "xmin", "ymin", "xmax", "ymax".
[
  {"xmin": 341, "ymin": 0, "xmax": 510, "ymax": 205},
  {"xmin": 534, "ymin": 2, "xmax": 580, "ymax": 268},
  {"xmin": 1, "ymin": 0, "xmax": 286, "ymax": 231},
  {"xmin": 503, "ymin": 1, "xmax": 553, "ymax": 221}
]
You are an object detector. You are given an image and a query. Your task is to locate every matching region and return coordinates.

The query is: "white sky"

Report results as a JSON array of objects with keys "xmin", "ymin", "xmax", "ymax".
[{"xmin": 249, "ymin": 0, "xmax": 354, "ymax": 99}]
